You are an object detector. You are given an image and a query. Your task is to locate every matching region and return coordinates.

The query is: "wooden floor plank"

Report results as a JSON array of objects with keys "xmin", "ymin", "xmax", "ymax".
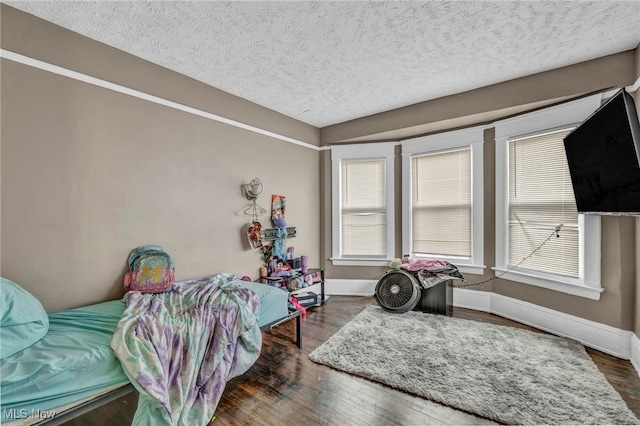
[{"xmin": 64, "ymin": 296, "xmax": 640, "ymax": 425}]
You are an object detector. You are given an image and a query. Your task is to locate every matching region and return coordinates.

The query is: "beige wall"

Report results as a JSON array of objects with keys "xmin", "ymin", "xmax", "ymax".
[
  {"xmin": 2, "ymin": 4, "xmax": 638, "ymax": 332},
  {"xmin": 1, "ymin": 5, "xmax": 320, "ymax": 312},
  {"xmin": 321, "ymin": 46, "xmax": 639, "ymax": 331}
]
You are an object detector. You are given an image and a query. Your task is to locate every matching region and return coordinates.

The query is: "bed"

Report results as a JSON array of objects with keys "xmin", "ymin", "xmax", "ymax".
[{"xmin": 0, "ymin": 274, "xmax": 299, "ymax": 425}]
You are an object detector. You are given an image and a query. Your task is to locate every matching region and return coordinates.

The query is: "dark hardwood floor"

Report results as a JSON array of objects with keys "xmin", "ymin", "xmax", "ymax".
[{"xmin": 65, "ymin": 296, "xmax": 640, "ymax": 425}]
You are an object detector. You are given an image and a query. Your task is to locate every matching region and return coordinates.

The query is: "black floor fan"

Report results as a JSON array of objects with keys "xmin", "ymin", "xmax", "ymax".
[{"xmin": 374, "ymin": 270, "xmax": 421, "ymax": 313}]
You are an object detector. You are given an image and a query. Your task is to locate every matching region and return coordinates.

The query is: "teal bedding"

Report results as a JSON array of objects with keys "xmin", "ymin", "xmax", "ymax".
[
  {"xmin": 232, "ymin": 279, "xmax": 289, "ymax": 327},
  {"xmin": 0, "ymin": 301, "xmax": 129, "ymax": 422},
  {"xmin": 0, "ymin": 278, "xmax": 288, "ymax": 423},
  {"xmin": 0, "ymin": 278, "xmax": 49, "ymax": 360}
]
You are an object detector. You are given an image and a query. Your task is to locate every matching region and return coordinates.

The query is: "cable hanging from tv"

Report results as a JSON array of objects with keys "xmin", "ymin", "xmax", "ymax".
[{"xmin": 454, "ymin": 224, "xmax": 564, "ymax": 288}]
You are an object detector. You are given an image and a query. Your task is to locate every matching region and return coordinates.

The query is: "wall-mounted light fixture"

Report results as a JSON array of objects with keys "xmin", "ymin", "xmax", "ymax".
[
  {"xmin": 242, "ymin": 178, "xmax": 267, "ymax": 220},
  {"xmin": 242, "ymin": 178, "xmax": 263, "ymax": 200}
]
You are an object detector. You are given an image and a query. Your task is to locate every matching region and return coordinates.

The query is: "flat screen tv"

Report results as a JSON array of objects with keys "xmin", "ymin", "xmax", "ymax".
[{"xmin": 563, "ymin": 89, "xmax": 640, "ymax": 215}]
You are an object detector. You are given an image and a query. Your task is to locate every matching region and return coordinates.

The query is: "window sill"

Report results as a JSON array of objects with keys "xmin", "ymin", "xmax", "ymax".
[
  {"xmin": 491, "ymin": 267, "xmax": 603, "ymax": 300},
  {"xmin": 330, "ymin": 258, "xmax": 486, "ymax": 274},
  {"xmin": 456, "ymin": 264, "xmax": 487, "ymax": 275},
  {"xmin": 331, "ymin": 258, "xmax": 391, "ymax": 267}
]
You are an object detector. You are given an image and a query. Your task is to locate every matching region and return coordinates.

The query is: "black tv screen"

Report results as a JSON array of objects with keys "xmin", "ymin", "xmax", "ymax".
[{"xmin": 563, "ymin": 89, "xmax": 640, "ymax": 215}]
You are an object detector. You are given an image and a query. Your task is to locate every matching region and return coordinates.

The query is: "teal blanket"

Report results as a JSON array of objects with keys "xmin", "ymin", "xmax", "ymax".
[{"xmin": 110, "ymin": 273, "xmax": 262, "ymax": 425}]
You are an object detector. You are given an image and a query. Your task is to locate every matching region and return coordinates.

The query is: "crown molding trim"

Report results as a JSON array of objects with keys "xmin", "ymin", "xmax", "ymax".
[{"xmin": 0, "ymin": 49, "xmax": 320, "ymax": 151}]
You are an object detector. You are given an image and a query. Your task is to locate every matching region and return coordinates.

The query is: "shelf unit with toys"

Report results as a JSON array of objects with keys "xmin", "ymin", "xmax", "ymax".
[
  {"xmin": 262, "ymin": 268, "xmax": 325, "ymax": 309},
  {"xmin": 256, "ymin": 224, "xmax": 325, "ymax": 310}
]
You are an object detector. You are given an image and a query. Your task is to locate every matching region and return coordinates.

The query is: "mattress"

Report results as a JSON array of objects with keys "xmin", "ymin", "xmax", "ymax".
[
  {"xmin": 0, "ymin": 278, "xmax": 289, "ymax": 422},
  {"xmin": 231, "ymin": 279, "xmax": 289, "ymax": 328},
  {"xmin": 0, "ymin": 301, "xmax": 130, "ymax": 423}
]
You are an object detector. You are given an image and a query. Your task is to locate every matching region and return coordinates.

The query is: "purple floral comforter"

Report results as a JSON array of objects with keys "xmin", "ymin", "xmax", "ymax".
[{"xmin": 111, "ymin": 273, "xmax": 262, "ymax": 425}]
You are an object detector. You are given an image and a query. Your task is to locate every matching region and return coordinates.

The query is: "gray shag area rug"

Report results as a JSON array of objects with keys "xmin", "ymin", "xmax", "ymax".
[{"xmin": 309, "ymin": 305, "xmax": 639, "ymax": 425}]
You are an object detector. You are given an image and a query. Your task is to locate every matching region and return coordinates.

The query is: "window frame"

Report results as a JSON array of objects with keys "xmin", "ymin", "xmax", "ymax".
[
  {"xmin": 401, "ymin": 126, "xmax": 485, "ymax": 275},
  {"xmin": 331, "ymin": 142, "xmax": 396, "ymax": 266},
  {"xmin": 494, "ymin": 94, "xmax": 603, "ymax": 300}
]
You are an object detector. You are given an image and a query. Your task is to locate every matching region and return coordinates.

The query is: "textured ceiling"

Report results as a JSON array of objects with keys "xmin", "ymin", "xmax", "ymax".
[{"xmin": 4, "ymin": 1, "xmax": 640, "ymax": 127}]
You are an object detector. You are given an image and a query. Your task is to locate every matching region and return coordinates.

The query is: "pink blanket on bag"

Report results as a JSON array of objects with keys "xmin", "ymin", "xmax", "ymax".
[{"xmin": 400, "ymin": 259, "xmax": 448, "ymax": 272}]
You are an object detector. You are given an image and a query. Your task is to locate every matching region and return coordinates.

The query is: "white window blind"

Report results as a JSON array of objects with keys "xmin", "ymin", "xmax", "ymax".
[
  {"xmin": 508, "ymin": 128, "xmax": 579, "ymax": 277},
  {"xmin": 411, "ymin": 148, "xmax": 471, "ymax": 257},
  {"xmin": 341, "ymin": 159, "xmax": 387, "ymax": 257}
]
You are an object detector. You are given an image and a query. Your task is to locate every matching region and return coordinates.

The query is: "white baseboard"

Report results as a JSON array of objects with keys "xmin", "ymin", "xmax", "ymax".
[
  {"xmin": 324, "ymin": 279, "xmax": 638, "ymax": 367},
  {"xmin": 454, "ymin": 287, "xmax": 634, "ymax": 360},
  {"xmin": 460, "ymin": 288, "xmax": 640, "ymax": 377},
  {"xmin": 324, "ymin": 278, "xmax": 377, "ymax": 296},
  {"xmin": 632, "ymin": 333, "xmax": 640, "ymax": 376},
  {"xmin": 451, "ymin": 287, "xmax": 492, "ymax": 312}
]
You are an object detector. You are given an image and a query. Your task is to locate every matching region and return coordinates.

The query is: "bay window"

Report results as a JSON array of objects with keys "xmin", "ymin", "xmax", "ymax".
[
  {"xmin": 402, "ymin": 126, "xmax": 485, "ymax": 274},
  {"xmin": 494, "ymin": 94, "xmax": 602, "ymax": 299},
  {"xmin": 331, "ymin": 143, "xmax": 395, "ymax": 266}
]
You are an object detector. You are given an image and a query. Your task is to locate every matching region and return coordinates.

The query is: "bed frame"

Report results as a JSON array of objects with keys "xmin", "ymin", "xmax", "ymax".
[
  {"xmin": 28, "ymin": 309, "xmax": 302, "ymax": 426},
  {"xmin": 263, "ymin": 308, "xmax": 302, "ymax": 348}
]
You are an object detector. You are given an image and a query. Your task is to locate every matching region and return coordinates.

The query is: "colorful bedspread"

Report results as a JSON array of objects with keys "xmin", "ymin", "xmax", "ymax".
[{"xmin": 110, "ymin": 273, "xmax": 262, "ymax": 425}]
